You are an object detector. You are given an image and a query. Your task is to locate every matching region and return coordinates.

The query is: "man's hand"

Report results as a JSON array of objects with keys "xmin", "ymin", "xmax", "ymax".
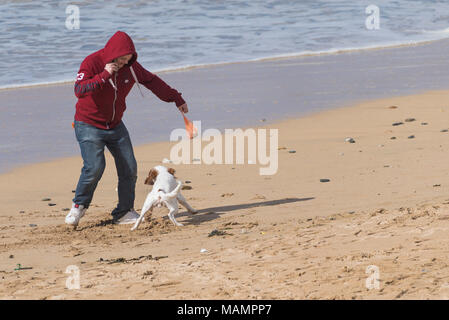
[
  {"xmin": 178, "ymin": 103, "xmax": 188, "ymax": 113},
  {"xmin": 104, "ymin": 63, "xmax": 119, "ymax": 75}
]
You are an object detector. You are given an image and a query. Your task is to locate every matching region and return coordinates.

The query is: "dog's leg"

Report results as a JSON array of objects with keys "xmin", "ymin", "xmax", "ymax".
[
  {"xmin": 177, "ymin": 193, "xmax": 197, "ymax": 214},
  {"xmin": 166, "ymin": 200, "xmax": 183, "ymax": 226},
  {"xmin": 131, "ymin": 197, "xmax": 156, "ymax": 231}
]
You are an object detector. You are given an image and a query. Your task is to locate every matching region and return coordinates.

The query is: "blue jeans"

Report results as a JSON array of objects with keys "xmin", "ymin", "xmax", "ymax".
[{"xmin": 72, "ymin": 120, "xmax": 137, "ymax": 219}]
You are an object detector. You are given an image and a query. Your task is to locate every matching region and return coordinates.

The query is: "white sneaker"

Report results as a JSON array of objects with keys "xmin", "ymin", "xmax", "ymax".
[
  {"xmin": 113, "ymin": 209, "xmax": 141, "ymax": 225},
  {"xmin": 65, "ymin": 203, "xmax": 87, "ymax": 226}
]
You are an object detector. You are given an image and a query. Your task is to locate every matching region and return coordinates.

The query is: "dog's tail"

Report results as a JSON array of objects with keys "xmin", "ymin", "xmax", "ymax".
[{"xmin": 159, "ymin": 180, "xmax": 182, "ymax": 201}]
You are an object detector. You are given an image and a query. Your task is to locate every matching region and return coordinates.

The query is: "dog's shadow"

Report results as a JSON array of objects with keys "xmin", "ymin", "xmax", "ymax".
[
  {"xmin": 178, "ymin": 197, "xmax": 315, "ymax": 225},
  {"xmin": 76, "ymin": 197, "xmax": 314, "ymax": 230}
]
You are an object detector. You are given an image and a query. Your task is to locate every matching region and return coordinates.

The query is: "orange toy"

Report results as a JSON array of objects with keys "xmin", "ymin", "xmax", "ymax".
[{"xmin": 182, "ymin": 112, "xmax": 198, "ymax": 139}]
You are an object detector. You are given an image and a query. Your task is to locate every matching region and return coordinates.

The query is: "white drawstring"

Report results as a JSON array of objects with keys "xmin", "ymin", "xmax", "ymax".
[
  {"xmin": 108, "ymin": 78, "xmax": 117, "ymax": 91},
  {"xmin": 130, "ymin": 65, "xmax": 144, "ymax": 97}
]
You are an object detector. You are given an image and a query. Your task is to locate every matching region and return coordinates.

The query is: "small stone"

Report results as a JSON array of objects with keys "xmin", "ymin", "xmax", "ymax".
[
  {"xmin": 408, "ymin": 135, "xmax": 415, "ymax": 139},
  {"xmin": 48, "ymin": 203, "xmax": 56, "ymax": 206},
  {"xmin": 72, "ymin": 190, "xmax": 76, "ymax": 193},
  {"xmin": 405, "ymin": 118, "xmax": 416, "ymax": 122},
  {"xmin": 61, "ymin": 208, "xmax": 70, "ymax": 212},
  {"xmin": 388, "ymin": 106, "xmax": 398, "ymax": 109},
  {"xmin": 421, "ymin": 122, "xmax": 428, "ymax": 126},
  {"xmin": 320, "ymin": 179, "xmax": 330, "ymax": 183},
  {"xmin": 182, "ymin": 185, "xmax": 192, "ymax": 190},
  {"xmin": 433, "ymin": 184, "xmax": 441, "ymax": 187},
  {"xmin": 441, "ymin": 129, "xmax": 448, "ymax": 133},
  {"xmin": 29, "ymin": 224, "xmax": 37, "ymax": 228},
  {"xmin": 42, "ymin": 198, "xmax": 51, "ymax": 201},
  {"xmin": 392, "ymin": 122, "xmax": 403, "ymax": 126},
  {"xmin": 390, "ymin": 137, "xmax": 397, "ymax": 140},
  {"xmin": 19, "ymin": 211, "xmax": 25, "ymax": 214},
  {"xmin": 9, "ymin": 255, "xmax": 14, "ymax": 259},
  {"xmin": 345, "ymin": 137, "xmax": 355, "ymax": 143},
  {"xmin": 288, "ymin": 150, "xmax": 296, "ymax": 153},
  {"xmin": 185, "ymin": 180, "xmax": 191, "ymax": 184}
]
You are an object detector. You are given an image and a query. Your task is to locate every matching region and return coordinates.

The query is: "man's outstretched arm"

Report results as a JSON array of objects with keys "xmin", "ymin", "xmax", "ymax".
[{"xmin": 131, "ymin": 61, "xmax": 187, "ymax": 111}]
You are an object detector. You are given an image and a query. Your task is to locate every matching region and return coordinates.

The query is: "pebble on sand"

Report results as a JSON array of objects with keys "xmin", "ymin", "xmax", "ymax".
[
  {"xmin": 408, "ymin": 135, "xmax": 415, "ymax": 139},
  {"xmin": 345, "ymin": 137, "xmax": 355, "ymax": 143},
  {"xmin": 404, "ymin": 118, "xmax": 416, "ymax": 122},
  {"xmin": 41, "ymin": 198, "xmax": 51, "ymax": 201},
  {"xmin": 392, "ymin": 122, "xmax": 403, "ymax": 126},
  {"xmin": 320, "ymin": 179, "xmax": 330, "ymax": 183}
]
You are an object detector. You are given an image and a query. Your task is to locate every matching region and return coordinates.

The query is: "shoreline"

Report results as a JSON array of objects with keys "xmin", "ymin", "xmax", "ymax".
[
  {"xmin": 5, "ymin": 37, "xmax": 449, "ymax": 175},
  {"xmin": 0, "ymin": 37, "xmax": 445, "ymax": 92}
]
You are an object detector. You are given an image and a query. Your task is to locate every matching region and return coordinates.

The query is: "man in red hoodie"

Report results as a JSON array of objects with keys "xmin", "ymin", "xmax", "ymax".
[{"xmin": 65, "ymin": 31, "xmax": 188, "ymax": 227}]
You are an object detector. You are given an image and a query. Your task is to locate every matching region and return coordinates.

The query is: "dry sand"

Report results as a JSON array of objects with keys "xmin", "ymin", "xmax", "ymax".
[{"xmin": 3, "ymin": 90, "xmax": 449, "ymax": 299}]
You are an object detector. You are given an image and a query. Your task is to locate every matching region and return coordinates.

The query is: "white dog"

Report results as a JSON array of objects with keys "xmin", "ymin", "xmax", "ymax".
[{"xmin": 131, "ymin": 166, "xmax": 197, "ymax": 230}]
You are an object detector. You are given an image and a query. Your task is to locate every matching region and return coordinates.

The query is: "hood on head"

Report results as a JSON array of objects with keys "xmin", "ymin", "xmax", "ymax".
[{"xmin": 102, "ymin": 31, "xmax": 137, "ymax": 66}]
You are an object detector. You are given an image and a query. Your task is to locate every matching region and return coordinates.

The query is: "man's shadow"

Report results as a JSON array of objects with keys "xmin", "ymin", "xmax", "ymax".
[{"xmin": 177, "ymin": 197, "xmax": 315, "ymax": 225}]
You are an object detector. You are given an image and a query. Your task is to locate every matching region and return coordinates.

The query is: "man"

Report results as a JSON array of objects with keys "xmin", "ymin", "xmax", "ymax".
[{"xmin": 65, "ymin": 30, "xmax": 188, "ymax": 227}]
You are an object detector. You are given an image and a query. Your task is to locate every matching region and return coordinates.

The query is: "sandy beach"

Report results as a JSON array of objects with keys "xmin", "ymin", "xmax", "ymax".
[{"xmin": 3, "ymin": 85, "xmax": 449, "ymax": 299}]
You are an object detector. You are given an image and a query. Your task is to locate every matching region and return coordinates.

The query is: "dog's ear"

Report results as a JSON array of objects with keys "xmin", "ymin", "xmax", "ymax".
[
  {"xmin": 144, "ymin": 176, "xmax": 154, "ymax": 185},
  {"xmin": 144, "ymin": 169, "xmax": 158, "ymax": 185},
  {"xmin": 167, "ymin": 168, "xmax": 176, "ymax": 176}
]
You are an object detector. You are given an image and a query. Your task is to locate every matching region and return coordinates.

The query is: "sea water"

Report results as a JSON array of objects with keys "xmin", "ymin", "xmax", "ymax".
[{"xmin": 2, "ymin": 0, "xmax": 449, "ymax": 88}]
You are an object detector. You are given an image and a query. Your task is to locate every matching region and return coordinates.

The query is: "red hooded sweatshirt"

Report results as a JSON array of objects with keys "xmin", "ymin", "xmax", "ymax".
[{"xmin": 74, "ymin": 31, "xmax": 186, "ymax": 129}]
